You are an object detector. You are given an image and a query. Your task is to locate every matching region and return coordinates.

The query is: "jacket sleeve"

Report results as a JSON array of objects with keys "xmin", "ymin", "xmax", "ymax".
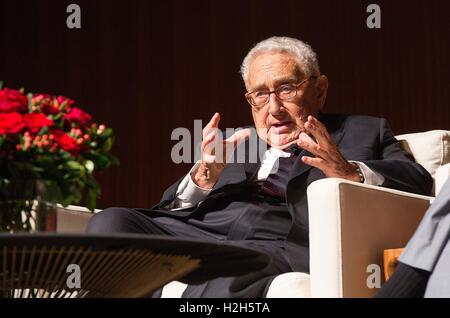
[
  {"xmin": 152, "ymin": 162, "xmax": 212, "ymax": 210},
  {"xmin": 363, "ymin": 118, "xmax": 433, "ymax": 196},
  {"xmin": 151, "ymin": 173, "xmax": 187, "ymax": 209}
]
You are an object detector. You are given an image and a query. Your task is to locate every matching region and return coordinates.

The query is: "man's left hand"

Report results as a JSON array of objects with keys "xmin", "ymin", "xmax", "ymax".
[{"xmin": 297, "ymin": 115, "xmax": 361, "ymax": 182}]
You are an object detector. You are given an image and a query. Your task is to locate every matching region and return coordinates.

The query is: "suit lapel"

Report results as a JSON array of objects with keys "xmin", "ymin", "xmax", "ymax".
[
  {"xmin": 288, "ymin": 113, "xmax": 346, "ymax": 182},
  {"xmin": 289, "ymin": 148, "xmax": 314, "ymax": 181},
  {"xmin": 210, "ymin": 163, "xmax": 247, "ymax": 194},
  {"xmin": 210, "ymin": 127, "xmax": 263, "ymax": 194}
]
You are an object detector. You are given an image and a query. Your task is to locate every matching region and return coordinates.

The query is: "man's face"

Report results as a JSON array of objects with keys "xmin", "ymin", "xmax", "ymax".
[{"xmin": 246, "ymin": 51, "xmax": 328, "ymax": 149}]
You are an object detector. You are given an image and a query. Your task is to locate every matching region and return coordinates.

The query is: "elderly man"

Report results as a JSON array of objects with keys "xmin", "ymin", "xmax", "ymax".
[{"xmin": 87, "ymin": 37, "xmax": 432, "ymax": 297}]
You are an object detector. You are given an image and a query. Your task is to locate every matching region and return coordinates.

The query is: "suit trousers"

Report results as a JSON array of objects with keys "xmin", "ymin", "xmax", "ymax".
[{"xmin": 86, "ymin": 197, "xmax": 294, "ymax": 298}]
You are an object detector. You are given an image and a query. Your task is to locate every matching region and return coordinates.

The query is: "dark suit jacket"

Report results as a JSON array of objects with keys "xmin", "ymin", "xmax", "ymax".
[{"xmin": 151, "ymin": 113, "xmax": 433, "ymax": 272}]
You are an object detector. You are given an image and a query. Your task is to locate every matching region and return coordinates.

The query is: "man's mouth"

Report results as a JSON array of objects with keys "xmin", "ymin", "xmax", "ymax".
[{"xmin": 271, "ymin": 121, "xmax": 293, "ymax": 133}]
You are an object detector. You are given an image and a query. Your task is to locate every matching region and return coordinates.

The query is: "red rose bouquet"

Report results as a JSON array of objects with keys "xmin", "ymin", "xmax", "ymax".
[{"xmin": 0, "ymin": 82, "xmax": 118, "ymax": 229}]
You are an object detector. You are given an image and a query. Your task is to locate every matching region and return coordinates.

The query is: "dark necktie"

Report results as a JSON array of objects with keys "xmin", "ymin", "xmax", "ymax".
[{"xmin": 258, "ymin": 145, "xmax": 301, "ymax": 199}]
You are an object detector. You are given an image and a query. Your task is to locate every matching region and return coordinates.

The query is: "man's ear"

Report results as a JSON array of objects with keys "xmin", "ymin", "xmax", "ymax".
[{"xmin": 315, "ymin": 75, "xmax": 328, "ymax": 110}]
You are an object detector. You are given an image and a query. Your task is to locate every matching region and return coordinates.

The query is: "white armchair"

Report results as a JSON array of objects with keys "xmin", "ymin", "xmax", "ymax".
[
  {"xmin": 306, "ymin": 129, "xmax": 450, "ymax": 297},
  {"xmin": 55, "ymin": 130, "xmax": 450, "ymax": 298}
]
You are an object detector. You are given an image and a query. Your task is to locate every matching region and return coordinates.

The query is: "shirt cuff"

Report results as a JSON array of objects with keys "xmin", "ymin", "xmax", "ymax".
[
  {"xmin": 350, "ymin": 161, "xmax": 385, "ymax": 186},
  {"xmin": 168, "ymin": 161, "xmax": 212, "ymax": 209}
]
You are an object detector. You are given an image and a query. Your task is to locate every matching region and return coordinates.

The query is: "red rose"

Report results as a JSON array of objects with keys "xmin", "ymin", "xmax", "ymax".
[
  {"xmin": 56, "ymin": 96, "xmax": 74, "ymax": 110},
  {"xmin": 0, "ymin": 88, "xmax": 29, "ymax": 113},
  {"xmin": 53, "ymin": 130, "xmax": 79, "ymax": 154},
  {"xmin": 0, "ymin": 112, "xmax": 25, "ymax": 134},
  {"xmin": 33, "ymin": 94, "xmax": 58, "ymax": 115},
  {"xmin": 64, "ymin": 107, "xmax": 92, "ymax": 127},
  {"xmin": 23, "ymin": 113, "xmax": 53, "ymax": 133}
]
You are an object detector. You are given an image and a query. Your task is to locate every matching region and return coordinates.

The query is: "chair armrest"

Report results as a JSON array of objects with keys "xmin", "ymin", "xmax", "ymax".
[
  {"xmin": 435, "ymin": 163, "xmax": 450, "ymax": 195},
  {"xmin": 307, "ymin": 178, "xmax": 433, "ymax": 298},
  {"xmin": 56, "ymin": 204, "xmax": 101, "ymax": 233}
]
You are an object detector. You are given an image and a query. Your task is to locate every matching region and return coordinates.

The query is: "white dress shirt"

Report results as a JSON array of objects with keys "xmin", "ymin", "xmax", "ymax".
[{"xmin": 168, "ymin": 147, "xmax": 384, "ymax": 209}]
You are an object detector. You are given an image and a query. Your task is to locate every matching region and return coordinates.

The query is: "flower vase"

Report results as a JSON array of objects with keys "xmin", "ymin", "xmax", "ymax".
[
  {"xmin": 0, "ymin": 180, "xmax": 57, "ymax": 233},
  {"xmin": 0, "ymin": 199, "xmax": 57, "ymax": 233}
]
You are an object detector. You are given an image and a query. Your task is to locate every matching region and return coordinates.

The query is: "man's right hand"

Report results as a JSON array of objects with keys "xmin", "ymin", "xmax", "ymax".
[{"xmin": 193, "ymin": 113, "xmax": 251, "ymax": 189}]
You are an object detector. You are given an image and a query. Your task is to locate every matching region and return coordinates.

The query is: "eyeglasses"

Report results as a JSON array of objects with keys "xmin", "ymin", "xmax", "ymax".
[{"xmin": 245, "ymin": 76, "xmax": 317, "ymax": 109}]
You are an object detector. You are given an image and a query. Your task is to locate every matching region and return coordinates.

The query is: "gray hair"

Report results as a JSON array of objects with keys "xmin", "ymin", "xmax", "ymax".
[{"xmin": 240, "ymin": 36, "xmax": 320, "ymax": 87}]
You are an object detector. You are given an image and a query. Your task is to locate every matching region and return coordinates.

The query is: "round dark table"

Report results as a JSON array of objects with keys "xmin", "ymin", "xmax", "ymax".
[{"xmin": 0, "ymin": 233, "xmax": 271, "ymax": 298}]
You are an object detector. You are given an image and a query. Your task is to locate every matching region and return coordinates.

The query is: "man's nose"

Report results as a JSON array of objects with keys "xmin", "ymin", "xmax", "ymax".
[{"xmin": 268, "ymin": 93, "xmax": 283, "ymax": 115}]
